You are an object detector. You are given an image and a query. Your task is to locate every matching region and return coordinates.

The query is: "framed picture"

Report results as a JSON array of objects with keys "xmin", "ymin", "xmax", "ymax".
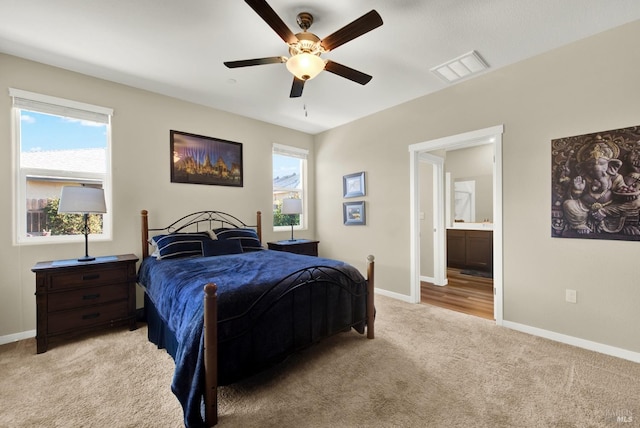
[
  {"xmin": 343, "ymin": 171, "xmax": 366, "ymax": 198},
  {"xmin": 343, "ymin": 201, "xmax": 366, "ymax": 226},
  {"xmin": 170, "ymin": 130, "xmax": 243, "ymax": 187},
  {"xmin": 551, "ymin": 124, "xmax": 640, "ymax": 241}
]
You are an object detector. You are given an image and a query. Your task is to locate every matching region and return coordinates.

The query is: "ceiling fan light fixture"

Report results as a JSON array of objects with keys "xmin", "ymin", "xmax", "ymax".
[
  {"xmin": 286, "ymin": 53, "xmax": 325, "ymax": 81},
  {"xmin": 224, "ymin": 4, "xmax": 383, "ymax": 97}
]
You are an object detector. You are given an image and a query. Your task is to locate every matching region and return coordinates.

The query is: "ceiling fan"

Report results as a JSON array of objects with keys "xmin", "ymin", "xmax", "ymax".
[{"xmin": 224, "ymin": 0, "xmax": 383, "ymax": 98}]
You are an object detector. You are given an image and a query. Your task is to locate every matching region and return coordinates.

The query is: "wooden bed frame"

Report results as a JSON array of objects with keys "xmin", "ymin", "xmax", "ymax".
[{"xmin": 140, "ymin": 209, "xmax": 375, "ymax": 427}]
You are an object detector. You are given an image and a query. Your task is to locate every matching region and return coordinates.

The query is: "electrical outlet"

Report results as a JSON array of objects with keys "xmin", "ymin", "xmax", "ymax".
[{"xmin": 565, "ymin": 289, "xmax": 577, "ymax": 303}]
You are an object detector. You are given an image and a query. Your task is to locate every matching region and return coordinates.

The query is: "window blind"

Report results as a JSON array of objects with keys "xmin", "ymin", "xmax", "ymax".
[
  {"xmin": 273, "ymin": 143, "xmax": 308, "ymax": 159},
  {"xmin": 9, "ymin": 88, "xmax": 112, "ymax": 124}
]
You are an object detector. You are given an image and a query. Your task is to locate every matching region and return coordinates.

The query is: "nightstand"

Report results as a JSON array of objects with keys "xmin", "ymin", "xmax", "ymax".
[
  {"xmin": 32, "ymin": 254, "xmax": 139, "ymax": 353},
  {"xmin": 267, "ymin": 239, "xmax": 319, "ymax": 257}
]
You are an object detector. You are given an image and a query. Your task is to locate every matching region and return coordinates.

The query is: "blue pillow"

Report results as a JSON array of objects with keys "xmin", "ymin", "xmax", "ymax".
[
  {"xmin": 214, "ymin": 228, "xmax": 263, "ymax": 252},
  {"xmin": 150, "ymin": 231, "xmax": 209, "ymax": 246},
  {"xmin": 154, "ymin": 233, "xmax": 213, "ymax": 259},
  {"xmin": 202, "ymin": 239, "xmax": 243, "ymax": 257}
]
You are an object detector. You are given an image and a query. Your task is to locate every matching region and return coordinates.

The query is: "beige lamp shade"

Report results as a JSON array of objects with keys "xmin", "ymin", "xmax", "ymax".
[
  {"xmin": 58, "ymin": 186, "xmax": 106, "ymax": 214},
  {"xmin": 282, "ymin": 198, "xmax": 303, "ymax": 215}
]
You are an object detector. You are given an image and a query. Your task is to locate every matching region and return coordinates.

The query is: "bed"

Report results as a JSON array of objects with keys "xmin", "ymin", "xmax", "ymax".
[{"xmin": 137, "ymin": 209, "xmax": 375, "ymax": 427}]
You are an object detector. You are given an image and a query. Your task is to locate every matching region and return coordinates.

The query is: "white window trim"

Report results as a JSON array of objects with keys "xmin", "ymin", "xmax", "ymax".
[
  {"xmin": 273, "ymin": 143, "xmax": 309, "ymax": 232},
  {"xmin": 10, "ymin": 88, "xmax": 113, "ymax": 245}
]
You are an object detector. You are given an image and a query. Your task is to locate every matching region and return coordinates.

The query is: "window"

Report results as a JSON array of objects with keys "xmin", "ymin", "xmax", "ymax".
[
  {"xmin": 273, "ymin": 144, "xmax": 308, "ymax": 230},
  {"xmin": 10, "ymin": 89, "xmax": 113, "ymax": 244}
]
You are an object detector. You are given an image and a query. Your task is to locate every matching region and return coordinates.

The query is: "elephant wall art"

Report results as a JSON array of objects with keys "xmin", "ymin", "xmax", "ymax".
[{"xmin": 552, "ymin": 124, "xmax": 640, "ymax": 240}]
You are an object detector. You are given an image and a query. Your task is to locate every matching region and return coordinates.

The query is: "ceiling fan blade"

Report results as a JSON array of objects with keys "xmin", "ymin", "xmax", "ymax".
[
  {"xmin": 224, "ymin": 56, "xmax": 286, "ymax": 68},
  {"xmin": 290, "ymin": 77, "xmax": 305, "ymax": 98},
  {"xmin": 320, "ymin": 10, "xmax": 383, "ymax": 52},
  {"xmin": 245, "ymin": 0, "xmax": 297, "ymax": 44},
  {"xmin": 324, "ymin": 60, "xmax": 372, "ymax": 85}
]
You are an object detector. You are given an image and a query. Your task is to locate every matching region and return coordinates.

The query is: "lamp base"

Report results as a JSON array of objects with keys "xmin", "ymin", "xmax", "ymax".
[{"xmin": 78, "ymin": 215, "xmax": 95, "ymax": 262}]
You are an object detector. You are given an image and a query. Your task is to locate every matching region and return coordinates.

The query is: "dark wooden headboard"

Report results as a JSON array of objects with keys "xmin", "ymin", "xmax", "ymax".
[{"xmin": 140, "ymin": 210, "xmax": 262, "ymax": 258}]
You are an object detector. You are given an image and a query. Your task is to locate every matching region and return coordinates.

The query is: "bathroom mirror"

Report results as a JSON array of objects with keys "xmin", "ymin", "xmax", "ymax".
[{"xmin": 454, "ymin": 180, "xmax": 475, "ymax": 222}]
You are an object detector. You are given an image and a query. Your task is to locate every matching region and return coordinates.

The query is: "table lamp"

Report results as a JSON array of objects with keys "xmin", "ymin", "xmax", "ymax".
[
  {"xmin": 281, "ymin": 198, "xmax": 302, "ymax": 241},
  {"xmin": 58, "ymin": 186, "xmax": 106, "ymax": 262}
]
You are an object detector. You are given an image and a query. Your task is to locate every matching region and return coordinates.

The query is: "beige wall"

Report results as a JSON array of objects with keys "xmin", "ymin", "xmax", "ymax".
[
  {"xmin": 446, "ymin": 144, "xmax": 493, "ymax": 223},
  {"xmin": 315, "ymin": 20, "xmax": 640, "ymax": 353},
  {"xmin": 0, "ymin": 54, "xmax": 314, "ymax": 337}
]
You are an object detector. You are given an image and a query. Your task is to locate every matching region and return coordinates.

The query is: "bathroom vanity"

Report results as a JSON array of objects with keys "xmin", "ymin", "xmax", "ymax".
[{"xmin": 446, "ymin": 224, "xmax": 493, "ymax": 272}]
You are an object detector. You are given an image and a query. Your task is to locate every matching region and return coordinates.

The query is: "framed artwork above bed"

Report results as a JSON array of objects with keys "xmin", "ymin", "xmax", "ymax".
[{"xmin": 170, "ymin": 130, "xmax": 243, "ymax": 187}]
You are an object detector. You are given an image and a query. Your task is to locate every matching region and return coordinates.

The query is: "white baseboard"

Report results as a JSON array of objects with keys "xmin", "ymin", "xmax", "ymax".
[
  {"xmin": 502, "ymin": 320, "xmax": 640, "ymax": 364},
  {"xmin": 375, "ymin": 287, "xmax": 413, "ymax": 303},
  {"xmin": 0, "ymin": 329, "xmax": 36, "ymax": 346},
  {"xmin": 420, "ymin": 275, "xmax": 448, "ymax": 286}
]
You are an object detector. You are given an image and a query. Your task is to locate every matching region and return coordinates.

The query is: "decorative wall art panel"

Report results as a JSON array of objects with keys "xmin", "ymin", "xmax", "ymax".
[
  {"xmin": 551, "ymin": 125, "xmax": 640, "ymax": 240},
  {"xmin": 170, "ymin": 130, "xmax": 243, "ymax": 187}
]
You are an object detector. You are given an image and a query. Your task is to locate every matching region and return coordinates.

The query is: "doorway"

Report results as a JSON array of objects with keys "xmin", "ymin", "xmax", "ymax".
[{"xmin": 408, "ymin": 125, "xmax": 504, "ymax": 324}]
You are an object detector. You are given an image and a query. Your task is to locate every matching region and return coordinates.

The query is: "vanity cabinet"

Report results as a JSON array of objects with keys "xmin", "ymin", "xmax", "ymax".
[{"xmin": 446, "ymin": 229, "xmax": 493, "ymax": 272}]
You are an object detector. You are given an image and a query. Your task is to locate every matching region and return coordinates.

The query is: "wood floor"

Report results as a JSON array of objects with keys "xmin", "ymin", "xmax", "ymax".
[{"xmin": 421, "ymin": 268, "xmax": 494, "ymax": 320}]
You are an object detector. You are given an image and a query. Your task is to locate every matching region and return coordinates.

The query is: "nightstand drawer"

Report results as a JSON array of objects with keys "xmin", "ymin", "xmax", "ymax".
[
  {"xmin": 48, "ymin": 283, "xmax": 129, "ymax": 312},
  {"xmin": 48, "ymin": 300, "xmax": 130, "ymax": 334},
  {"xmin": 288, "ymin": 244, "xmax": 317, "ymax": 256},
  {"xmin": 49, "ymin": 266, "xmax": 127, "ymax": 290},
  {"xmin": 267, "ymin": 240, "xmax": 319, "ymax": 257}
]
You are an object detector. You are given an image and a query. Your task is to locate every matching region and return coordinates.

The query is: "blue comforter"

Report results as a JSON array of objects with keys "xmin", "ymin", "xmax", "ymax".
[{"xmin": 138, "ymin": 250, "xmax": 367, "ymax": 427}]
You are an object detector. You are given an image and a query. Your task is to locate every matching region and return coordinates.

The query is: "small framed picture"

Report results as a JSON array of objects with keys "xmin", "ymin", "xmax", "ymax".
[
  {"xmin": 343, "ymin": 201, "xmax": 366, "ymax": 226},
  {"xmin": 343, "ymin": 171, "xmax": 366, "ymax": 198}
]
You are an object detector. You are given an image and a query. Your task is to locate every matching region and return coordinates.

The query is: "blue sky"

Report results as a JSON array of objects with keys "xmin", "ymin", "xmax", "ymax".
[
  {"xmin": 20, "ymin": 111, "xmax": 107, "ymax": 152},
  {"xmin": 273, "ymin": 154, "xmax": 299, "ymax": 179}
]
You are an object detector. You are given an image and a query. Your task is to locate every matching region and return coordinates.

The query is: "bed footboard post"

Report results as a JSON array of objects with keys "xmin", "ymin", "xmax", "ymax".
[
  {"xmin": 204, "ymin": 283, "xmax": 218, "ymax": 427},
  {"xmin": 366, "ymin": 255, "xmax": 375, "ymax": 339},
  {"xmin": 141, "ymin": 210, "xmax": 149, "ymax": 259},
  {"xmin": 256, "ymin": 211, "xmax": 262, "ymax": 244}
]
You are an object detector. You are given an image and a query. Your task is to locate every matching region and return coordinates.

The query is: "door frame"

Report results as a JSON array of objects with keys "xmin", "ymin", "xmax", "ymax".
[{"xmin": 409, "ymin": 125, "xmax": 504, "ymax": 323}]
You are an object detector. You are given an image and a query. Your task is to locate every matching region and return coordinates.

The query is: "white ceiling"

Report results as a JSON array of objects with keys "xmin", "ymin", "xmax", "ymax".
[{"xmin": 2, "ymin": 1, "xmax": 640, "ymax": 135}]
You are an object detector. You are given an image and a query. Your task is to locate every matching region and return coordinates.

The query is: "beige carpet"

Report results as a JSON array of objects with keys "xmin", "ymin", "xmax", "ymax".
[{"xmin": 1, "ymin": 295, "xmax": 638, "ymax": 427}]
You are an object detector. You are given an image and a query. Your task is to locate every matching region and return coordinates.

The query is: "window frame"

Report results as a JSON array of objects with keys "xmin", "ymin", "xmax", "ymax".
[
  {"xmin": 272, "ymin": 143, "xmax": 308, "ymax": 232},
  {"xmin": 10, "ymin": 88, "xmax": 113, "ymax": 246}
]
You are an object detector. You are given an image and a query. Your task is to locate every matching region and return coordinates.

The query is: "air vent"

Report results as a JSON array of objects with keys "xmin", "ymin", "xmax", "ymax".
[{"xmin": 431, "ymin": 51, "xmax": 488, "ymax": 83}]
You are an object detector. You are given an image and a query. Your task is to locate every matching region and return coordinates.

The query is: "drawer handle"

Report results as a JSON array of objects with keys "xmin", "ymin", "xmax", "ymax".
[
  {"xmin": 82, "ymin": 312, "xmax": 100, "ymax": 320},
  {"xmin": 82, "ymin": 274, "xmax": 100, "ymax": 281},
  {"xmin": 82, "ymin": 293, "xmax": 101, "ymax": 300}
]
